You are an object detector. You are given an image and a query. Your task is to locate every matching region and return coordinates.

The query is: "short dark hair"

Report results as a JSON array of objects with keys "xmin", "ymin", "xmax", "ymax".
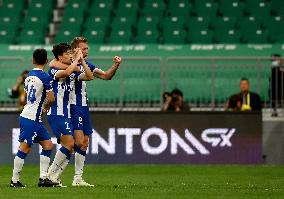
[
  {"xmin": 171, "ymin": 88, "xmax": 183, "ymax": 97},
  {"xmin": 240, "ymin": 77, "xmax": 249, "ymax": 82},
  {"xmin": 52, "ymin": 43, "xmax": 71, "ymax": 60},
  {"xmin": 71, "ymin": 37, "xmax": 88, "ymax": 50},
  {"xmin": 33, "ymin": 49, "xmax": 47, "ymax": 65}
]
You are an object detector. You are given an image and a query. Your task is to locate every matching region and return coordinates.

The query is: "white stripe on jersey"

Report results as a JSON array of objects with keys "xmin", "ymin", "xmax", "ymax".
[
  {"xmin": 70, "ymin": 80, "xmax": 76, "ymax": 105},
  {"xmin": 82, "ymin": 81, "xmax": 87, "ymax": 106},
  {"xmin": 57, "ymin": 83, "xmax": 65, "ymax": 116}
]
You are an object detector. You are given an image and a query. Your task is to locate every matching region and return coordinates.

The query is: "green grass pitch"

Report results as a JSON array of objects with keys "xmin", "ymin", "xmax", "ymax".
[{"xmin": 0, "ymin": 165, "xmax": 283, "ymax": 199}]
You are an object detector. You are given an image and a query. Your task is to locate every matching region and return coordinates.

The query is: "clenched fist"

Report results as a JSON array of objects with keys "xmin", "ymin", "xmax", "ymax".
[{"xmin": 113, "ymin": 56, "xmax": 122, "ymax": 65}]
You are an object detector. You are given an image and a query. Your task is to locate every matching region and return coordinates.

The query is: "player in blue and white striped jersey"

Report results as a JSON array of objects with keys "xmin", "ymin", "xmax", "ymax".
[
  {"xmin": 50, "ymin": 37, "xmax": 121, "ymax": 186},
  {"xmin": 10, "ymin": 49, "xmax": 56, "ymax": 188},
  {"xmin": 46, "ymin": 43, "xmax": 94, "ymax": 186}
]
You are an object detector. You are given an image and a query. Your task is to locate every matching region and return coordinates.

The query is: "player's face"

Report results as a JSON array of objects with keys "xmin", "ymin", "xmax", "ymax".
[
  {"xmin": 78, "ymin": 42, "xmax": 89, "ymax": 58},
  {"xmin": 59, "ymin": 50, "xmax": 72, "ymax": 64},
  {"xmin": 240, "ymin": 80, "xmax": 249, "ymax": 93}
]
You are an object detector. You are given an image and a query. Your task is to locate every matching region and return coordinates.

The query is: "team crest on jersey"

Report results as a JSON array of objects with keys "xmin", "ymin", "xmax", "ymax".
[
  {"xmin": 69, "ymin": 73, "xmax": 76, "ymax": 81},
  {"xmin": 50, "ymin": 69, "xmax": 57, "ymax": 75}
]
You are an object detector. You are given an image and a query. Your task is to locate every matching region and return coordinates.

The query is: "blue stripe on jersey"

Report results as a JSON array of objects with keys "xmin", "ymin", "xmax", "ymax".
[
  {"xmin": 50, "ymin": 78, "xmax": 57, "ymax": 116},
  {"xmin": 63, "ymin": 78, "xmax": 70, "ymax": 117},
  {"xmin": 86, "ymin": 61, "xmax": 96, "ymax": 72},
  {"xmin": 75, "ymin": 79, "xmax": 82, "ymax": 105}
]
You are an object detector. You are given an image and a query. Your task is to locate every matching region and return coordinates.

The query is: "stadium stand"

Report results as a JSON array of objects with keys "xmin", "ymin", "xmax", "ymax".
[
  {"xmin": 218, "ymin": 0, "xmax": 245, "ymax": 17},
  {"xmin": 0, "ymin": 0, "xmax": 280, "ymax": 108},
  {"xmin": 0, "ymin": 0, "xmax": 283, "ymax": 44}
]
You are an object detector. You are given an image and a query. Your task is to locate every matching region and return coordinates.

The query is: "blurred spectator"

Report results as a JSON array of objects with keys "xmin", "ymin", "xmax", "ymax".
[
  {"xmin": 162, "ymin": 88, "xmax": 190, "ymax": 112},
  {"xmin": 226, "ymin": 77, "xmax": 262, "ymax": 111},
  {"xmin": 8, "ymin": 70, "xmax": 29, "ymax": 111},
  {"xmin": 227, "ymin": 94, "xmax": 242, "ymax": 111},
  {"xmin": 270, "ymin": 54, "xmax": 284, "ymax": 117}
]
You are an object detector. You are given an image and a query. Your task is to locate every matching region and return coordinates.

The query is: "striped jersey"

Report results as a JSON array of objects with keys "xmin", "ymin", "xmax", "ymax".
[
  {"xmin": 20, "ymin": 68, "xmax": 53, "ymax": 122},
  {"xmin": 70, "ymin": 61, "xmax": 96, "ymax": 107},
  {"xmin": 47, "ymin": 67, "xmax": 79, "ymax": 118}
]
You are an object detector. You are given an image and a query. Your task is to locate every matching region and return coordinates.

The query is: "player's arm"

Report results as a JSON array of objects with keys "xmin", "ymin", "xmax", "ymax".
[
  {"xmin": 46, "ymin": 91, "xmax": 55, "ymax": 103},
  {"xmin": 43, "ymin": 91, "xmax": 55, "ymax": 113},
  {"xmin": 49, "ymin": 59, "xmax": 81, "ymax": 72},
  {"xmin": 94, "ymin": 56, "xmax": 121, "ymax": 80},
  {"xmin": 54, "ymin": 60, "xmax": 79, "ymax": 79},
  {"xmin": 49, "ymin": 59, "xmax": 68, "ymax": 70},
  {"xmin": 54, "ymin": 51, "xmax": 82, "ymax": 79},
  {"xmin": 42, "ymin": 75, "xmax": 55, "ymax": 113},
  {"xmin": 78, "ymin": 59, "xmax": 94, "ymax": 81}
]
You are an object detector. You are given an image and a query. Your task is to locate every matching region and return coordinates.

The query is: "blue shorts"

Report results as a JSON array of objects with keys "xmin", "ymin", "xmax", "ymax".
[
  {"xmin": 70, "ymin": 105, "xmax": 93, "ymax": 136},
  {"xmin": 47, "ymin": 115, "xmax": 74, "ymax": 144},
  {"xmin": 19, "ymin": 117, "xmax": 51, "ymax": 147}
]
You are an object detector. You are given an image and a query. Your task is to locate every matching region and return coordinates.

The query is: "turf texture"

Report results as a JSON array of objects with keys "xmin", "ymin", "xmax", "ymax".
[{"xmin": 0, "ymin": 165, "xmax": 283, "ymax": 199}]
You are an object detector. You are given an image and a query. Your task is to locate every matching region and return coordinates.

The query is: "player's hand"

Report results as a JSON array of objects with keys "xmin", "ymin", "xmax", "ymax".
[
  {"xmin": 74, "ymin": 66, "xmax": 81, "ymax": 72},
  {"xmin": 73, "ymin": 48, "xmax": 79, "ymax": 57},
  {"xmin": 42, "ymin": 102, "xmax": 51, "ymax": 114},
  {"xmin": 43, "ymin": 104, "xmax": 51, "ymax": 114},
  {"xmin": 79, "ymin": 50, "xmax": 84, "ymax": 63},
  {"xmin": 113, "ymin": 56, "xmax": 122, "ymax": 66},
  {"xmin": 74, "ymin": 49, "xmax": 82, "ymax": 61},
  {"xmin": 42, "ymin": 106, "xmax": 49, "ymax": 114},
  {"xmin": 73, "ymin": 48, "xmax": 80, "ymax": 59}
]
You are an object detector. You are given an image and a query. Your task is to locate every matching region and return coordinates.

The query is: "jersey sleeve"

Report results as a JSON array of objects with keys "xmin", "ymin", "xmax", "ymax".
[
  {"xmin": 42, "ymin": 73, "xmax": 53, "ymax": 92},
  {"xmin": 48, "ymin": 67, "xmax": 59, "ymax": 80},
  {"xmin": 24, "ymin": 78, "xmax": 29, "ymax": 93},
  {"xmin": 86, "ymin": 61, "xmax": 96, "ymax": 72}
]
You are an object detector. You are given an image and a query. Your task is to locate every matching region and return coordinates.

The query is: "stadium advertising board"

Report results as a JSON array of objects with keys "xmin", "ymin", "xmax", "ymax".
[{"xmin": 0, "ymin": 112, "xmax": 262, "ymax": 164}]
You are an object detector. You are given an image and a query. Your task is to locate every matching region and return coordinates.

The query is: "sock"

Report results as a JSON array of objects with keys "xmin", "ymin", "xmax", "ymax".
[
  {"xmin": 40, "ymin": 150, "xmax": 52, "ymax": 179},
  {"xmin": 12, "ymin": 151, "xmax": 27, "ymax": 183},
  {"xmin": 53, "ymin": 158, "xmax": 70, "ymax": 180},
  {"xmin": 74, "ymin": 144, "xmax": 87, "ymax": 178},
  {"xmin": 48, "ymin": 146, "xmax": 70, "ymax": 180}
]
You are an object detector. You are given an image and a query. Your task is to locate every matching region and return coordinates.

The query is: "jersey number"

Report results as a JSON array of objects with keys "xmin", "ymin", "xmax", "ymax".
[
  {"xmin": 65, "ymin": 122, "xmax": 72, "ymax": 133},
  {"xmin": 28, "ymin": 85, "xmax": 36, "ymax": 104}
]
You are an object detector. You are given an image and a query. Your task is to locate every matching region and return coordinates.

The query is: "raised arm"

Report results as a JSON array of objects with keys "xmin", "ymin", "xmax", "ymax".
[
  {"xmin": 94, "ymin": 56, "xmax": 122, "ymax": 80},
  {"xmin": 80, "ymin": 59, "xmax": 94, "ymax": 81},
  {"xmin": 49, "ymin": 59, "xmax": 69, "ymax": 70},
  {"xmin": 54, "ymin": 59, "xmax": 80, "ymax": 79},
  {"xmin": 49, "ymin": 59, "xmax": 81, "ymax": 73}
]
